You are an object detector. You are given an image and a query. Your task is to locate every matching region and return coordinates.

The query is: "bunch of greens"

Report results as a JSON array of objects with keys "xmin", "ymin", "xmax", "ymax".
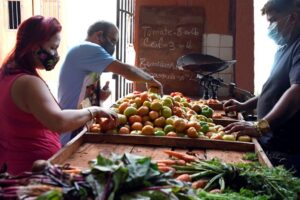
[
  {"xmin": 197, "ymin": 188, "xmax": 270, "ymax": 200},
  {"xmin": 0, "ymin": 163, "xmax": 93, "ymax": 200},
  {"xmin": 172, "ymin": 158, "xmax": 300, "ymax": 200},
  {"xmin": 83, "ymin": 153, "xmax": 191, "ymax": 200},
  {"xmin": 242, "ymin": 152, "xmax": 259, "ymax": 162},
  {"xmin": 3, "ymin": 153, "xmax": 300, "ymax": 200}
]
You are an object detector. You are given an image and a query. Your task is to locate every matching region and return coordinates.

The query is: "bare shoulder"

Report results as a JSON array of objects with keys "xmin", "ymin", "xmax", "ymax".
[
  {"xmin": 12, "ymin": 74, "xmax": 49, "ymax": 97},
  {"xmin": 11, "ymin": 74, "xmax": 51, "ymax": 112},
  {"xmin": 14, "ymin": 74, "xmax": 47, "ymax": 89}
]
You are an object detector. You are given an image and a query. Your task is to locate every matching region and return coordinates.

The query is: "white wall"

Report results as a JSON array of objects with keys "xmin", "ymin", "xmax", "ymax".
[
  {"xmin": 0, "ymin": 0, "xmax": 117, "ymax": 102},
  {"xmin": 63, "ymin": 0, "xmax": 117, "ymax": 49},
  {"xmin": 43, "ymin": 0, "xmax": 117, "ymax": 100}
]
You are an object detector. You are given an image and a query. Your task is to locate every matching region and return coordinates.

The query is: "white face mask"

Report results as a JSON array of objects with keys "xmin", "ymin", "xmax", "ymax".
[{"xmin": 267, "ymin": 15, "xmax": 292, "ymax": 46}]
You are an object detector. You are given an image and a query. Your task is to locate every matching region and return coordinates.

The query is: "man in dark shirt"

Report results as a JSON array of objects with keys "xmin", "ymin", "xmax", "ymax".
[{"xmin": 223, "ymin": 0, "xmax": 300, "ymax": 176}]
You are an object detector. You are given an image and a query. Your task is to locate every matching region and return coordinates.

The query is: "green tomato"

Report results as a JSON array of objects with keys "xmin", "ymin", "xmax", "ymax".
[
  {"xmin": 201, "ymin": 107, "xmax": 213, "ymax": 118},
  {"xmin": 222, "ymin": 134, "xmax": 236, "ymax": 141},
  {"xmin": 155, "ymin": 130, "xmax": 166, "ymax": 136},
  {"xmin": 201, "ymin": 124, "xmax": 209, "ymax": 133}
]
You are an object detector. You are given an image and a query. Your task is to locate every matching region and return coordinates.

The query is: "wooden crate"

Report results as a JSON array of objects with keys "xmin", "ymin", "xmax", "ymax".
[
  {"xmin": 49, "ymin": 128, "xmax": 272, "ymax": 169},
  {"xmin": 212, "ymin": 110, "xmax": 243, "ymax": 126}
]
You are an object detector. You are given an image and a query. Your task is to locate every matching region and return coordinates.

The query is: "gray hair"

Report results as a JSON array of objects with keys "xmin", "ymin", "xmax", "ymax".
[
  {"xmin": 87, "ymin": 21, "xmax": 116, "ymax": 37},
  {"xmin": 261, "ymin": 0, "xmax": 300, "ymax": 15}
]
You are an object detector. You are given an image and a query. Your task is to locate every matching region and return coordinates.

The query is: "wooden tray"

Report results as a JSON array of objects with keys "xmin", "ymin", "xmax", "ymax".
[
  {"xmin": 212, "ymin": 110, "xmax": 243, "ymax": 126},
  {"xmin": 49, "ymin": 128, "xmax": 272, "ymax": 169}
]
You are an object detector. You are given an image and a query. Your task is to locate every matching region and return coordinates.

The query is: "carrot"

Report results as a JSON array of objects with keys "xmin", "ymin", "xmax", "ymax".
[
  {"xmin": 191, "ymin": 179, "xmax": 208, "ymax": 189},
  {"xmin": 175, "ymin": 159, "xmax": 186, "ymax": 165},
  {"xmin": 176, "ymin": 174, "xmax": 191, "ymax": 182},
  {"xmin": 62, "ymin": 169, "xmax": 81, "ymax": 174},
  {"xmin": 155, "ymin": 159, "xmax": 176, "ymax": 165},
  {"xmin": 157, "ymin": 166, "xmax": 175, "ymax": 173},
  {"xmin": 163, "ymin": 150, "xmax": 197, "ymax": 162},
  {"xmin": 157, "ymin": 163, "xmax": 167, "ymax": 167}
]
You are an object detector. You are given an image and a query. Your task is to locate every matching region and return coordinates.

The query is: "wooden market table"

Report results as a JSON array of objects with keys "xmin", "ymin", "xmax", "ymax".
[{"xmin": 49, "ymin": 127, "xmax": 272, "ymax": 169}]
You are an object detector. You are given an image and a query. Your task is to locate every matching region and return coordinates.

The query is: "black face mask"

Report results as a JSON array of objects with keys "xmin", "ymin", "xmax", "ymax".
[
  {"xmin": 101, "ymin": 37, "xmax": 115, "ymax": 56},
  {"xmin": 36, "ymin": 48, "xmax": 60, "ymax": 71}
]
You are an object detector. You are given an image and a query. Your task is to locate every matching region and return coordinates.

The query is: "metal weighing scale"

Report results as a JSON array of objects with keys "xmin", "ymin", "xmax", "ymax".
[{"xmin": 176, "ymin": 53, "xmax": 254, "ymax": 101}]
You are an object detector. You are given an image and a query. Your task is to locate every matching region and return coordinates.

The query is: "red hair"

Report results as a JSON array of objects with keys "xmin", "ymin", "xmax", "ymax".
[{"xmin": 1, "ymin": 15, "xmax": 62, "ymax": 76}]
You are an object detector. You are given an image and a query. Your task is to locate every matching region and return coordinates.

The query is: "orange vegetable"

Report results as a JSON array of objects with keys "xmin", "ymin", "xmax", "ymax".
[
  {"xmin": 157, "ymin": 163, "xmax": 167, "ymax": 167},
  {"xmin": 119, "ymin": 126, "xmax": 130, "ymax": 134},
  {"xmin": 163, "ymin": 150, "xmax": 197, "ymax": 162},
  {"xmin": 62, "ymin": 169, "xmax": 81, "ymax": 174},
  {"xmin": 155, "ymin": 159, "xmax": 176, "ymax": 165},
  {"xmin": 157, "ymin": 166, "xmax": 175, "ymax": 173},
  {"xmin": 170, "ymin": 92, "xmax": 183, "ymax": 97},
  {"xmin": 129, "ymin": 115, "xmax": 142, "ymax": 124},
  {"xmin": 166, "ymin": 131, "xmax": 177, "ymax": 137},
  {"xmin": 175, "ymin": 159, "xmax": 186, "ymax": 165},
  {"xmin": 176, "ymin": 174, "xmax": 191, "ymax": 182},
  {"xmin": 118, "ymin": 102, "xmax": 130, "ymax": 114},
  {"xmin": 131, "ymin": 122, "xmax": 143, "ymax": 131},
  {"xmin": 191, "ymin": 179, "xmax": 208, "ymax": 189},
  {"xmin": 90, "ymin": 124, "xmax": 101, "ymax": 132},
  {"xmin": 100, "ymin": 118, "xmax": 116, "ymax": 132}
]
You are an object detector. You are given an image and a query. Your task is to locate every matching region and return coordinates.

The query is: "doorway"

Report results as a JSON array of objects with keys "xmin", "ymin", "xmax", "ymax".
[{"xmin": 254, "ymin": 0, "xmax": 277, "ymax": 95}]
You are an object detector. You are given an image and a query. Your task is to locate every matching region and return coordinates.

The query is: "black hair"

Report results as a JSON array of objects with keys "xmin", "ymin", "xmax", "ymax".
[
  {"xmin": 87, "ymin": 21, "xmax": 116, "ymax": 37},
  {"xmin": 262, "ymin": 0, "xmax": 300, "ymax": 15}
]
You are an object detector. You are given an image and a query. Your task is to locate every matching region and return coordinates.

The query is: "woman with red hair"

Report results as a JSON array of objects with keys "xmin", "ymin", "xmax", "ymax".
[{"xmin": 0, "ymin": 16, "xmax": 118, "ymax": 175}]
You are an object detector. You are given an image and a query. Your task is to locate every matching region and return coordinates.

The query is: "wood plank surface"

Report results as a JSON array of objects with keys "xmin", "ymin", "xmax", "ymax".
[
  {"xmin": 253, "ymin": 138, "xmax": 273, "ymax": 168},
  {"xmin": 205, "ymin": 150, "xmax": 248, "ymax": 164},
  {"xmin": 189, "ymin": 149, "xmax": 206, "ymax": 160},
  {"xmin": 49, "ymin": 129, "xmax": 86, "ymax": 165},
  {"xmin": 84, "ymin": 133, "xmax": 254, "ymax": 152},
  {"xmin": 151, "ymin": 147, "xmax": 172, "ymax": 160},
  {"xmin": 113, "ymin": 144, "xmax": 134, "ymax": 155},
  {"xmin": 49, "ymin": 133, "xmax": 272, "ymax": 169},
  {"xmin": 62, "ymin": 143, "xmax": 98, "ymax": 168},
  {"xmin": 131, "ymin": 146, "xmax": 156, "ymax": 157},
  {"xmin": 212, "ymin": 110, "xmax": 244, "ymax": 126}
]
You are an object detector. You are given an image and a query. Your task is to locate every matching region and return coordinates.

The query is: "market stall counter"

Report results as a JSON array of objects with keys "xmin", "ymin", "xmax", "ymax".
[{"xmin": 49, "ymin": 127, "xmax": 272, "ymax": 169}]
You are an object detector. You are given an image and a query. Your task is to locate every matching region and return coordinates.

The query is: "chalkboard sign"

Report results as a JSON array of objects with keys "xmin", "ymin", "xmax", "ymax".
[{"xmin": 136, "ymin": 6, "xmax": 205, "ymax": 96}]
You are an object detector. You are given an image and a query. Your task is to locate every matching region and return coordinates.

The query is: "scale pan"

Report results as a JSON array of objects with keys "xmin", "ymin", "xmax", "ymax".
[{"xmin": 177, "ymin": 53, "xmax": 236, "ymax": 74}]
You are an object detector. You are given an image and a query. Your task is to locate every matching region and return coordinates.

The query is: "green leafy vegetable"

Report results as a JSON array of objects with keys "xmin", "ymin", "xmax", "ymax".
[
  {"xmin": 242, "ymin": 153, "xmax": 258, "ymax": 161},
  {"xmin": 36, "ymin": 189, "xmax": 63, "ymax": 200}
]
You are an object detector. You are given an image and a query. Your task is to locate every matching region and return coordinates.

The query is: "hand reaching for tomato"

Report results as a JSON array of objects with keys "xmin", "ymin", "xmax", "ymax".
[
  {"xmin": 99, "ymin": 117, "xmax": 119, "ymax": 132},
  {"xmin": 223, "ymin": 121, "xmax": 261, "ymax": 138},
  {"xmin": 91, "ymin": 107, "xmax": 119, "ymax": 131}
]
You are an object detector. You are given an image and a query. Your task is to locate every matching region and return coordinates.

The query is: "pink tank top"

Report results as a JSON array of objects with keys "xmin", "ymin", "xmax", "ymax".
[{"xmin": 0, "ymin": 73, "xmax": 61, "ymax": 175}]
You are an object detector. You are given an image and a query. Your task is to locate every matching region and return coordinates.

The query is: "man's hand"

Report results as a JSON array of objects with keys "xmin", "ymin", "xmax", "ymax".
[
  {"xmin": 146, "ymin": 78, "xmax": 164, "ymax": 96},
  {"xmin": 223, "ymin": 99, "xmax": 244, "ymax": 112},
  {"xmin": 223, "ymin": 121, "xmax": 261, "ymax": 138}
]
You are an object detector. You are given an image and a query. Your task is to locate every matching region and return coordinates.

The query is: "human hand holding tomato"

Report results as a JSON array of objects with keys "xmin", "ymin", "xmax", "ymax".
[{"xmin": 223, "ymin": 121, "xmax": 261, "ymax": 138}]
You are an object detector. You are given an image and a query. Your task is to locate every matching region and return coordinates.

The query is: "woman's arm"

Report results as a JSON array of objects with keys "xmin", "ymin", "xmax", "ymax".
[{"xmin": 11, "ymin": 75, "xmax": 117, "ymax": 133}]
